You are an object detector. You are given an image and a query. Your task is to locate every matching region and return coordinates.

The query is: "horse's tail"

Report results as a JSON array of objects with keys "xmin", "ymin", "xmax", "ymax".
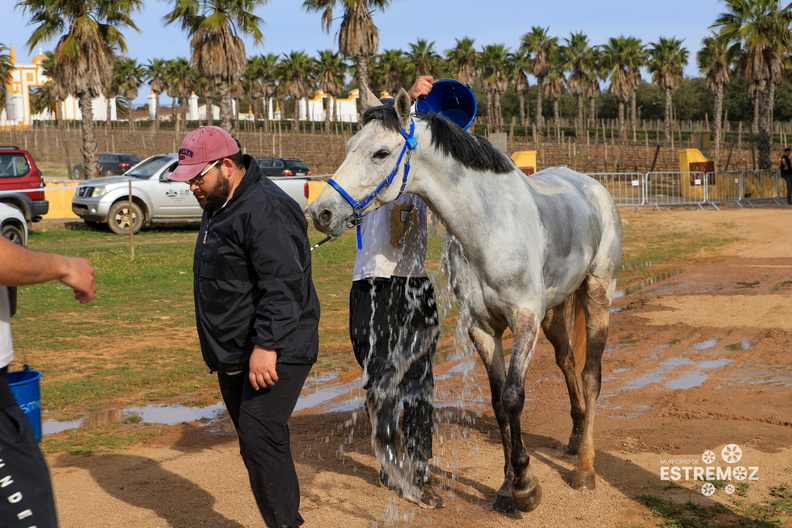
[{"xmin": 571, "ymin": 294, "xmax": 587, "ymax": 376}]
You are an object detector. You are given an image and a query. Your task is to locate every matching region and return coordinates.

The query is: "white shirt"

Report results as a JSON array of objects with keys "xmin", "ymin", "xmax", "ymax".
[
  {"xmin": 0, "ymin": 286, "xmax": 13, "ymax": 369},
  {"xmin": 352, "ymin": 194, "xmax": 429, "ymax": 280}
]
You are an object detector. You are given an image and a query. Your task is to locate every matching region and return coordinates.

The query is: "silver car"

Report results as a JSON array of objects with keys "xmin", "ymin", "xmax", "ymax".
[{"xmin": 71, "ymin": 154, "xmax": 202, "ymax": 235}]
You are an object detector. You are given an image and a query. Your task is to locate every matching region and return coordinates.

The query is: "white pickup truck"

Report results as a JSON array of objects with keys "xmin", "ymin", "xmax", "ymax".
[{"xmin": 72, "ymin": 153, "xmax": 310, "ymax": 235}]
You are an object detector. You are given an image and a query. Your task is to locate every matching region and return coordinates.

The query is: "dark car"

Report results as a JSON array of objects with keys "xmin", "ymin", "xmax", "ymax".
[
  {"xmin": 72, "ymin": 152, "xmax": 142, "ymax": 180},
  {"xmin": 255, "ymin": 157, "xmax": 311, "ymax": 177},
  {"xmin": 0, "ymin": 145, "xmax": 48, "ymax": 223}
]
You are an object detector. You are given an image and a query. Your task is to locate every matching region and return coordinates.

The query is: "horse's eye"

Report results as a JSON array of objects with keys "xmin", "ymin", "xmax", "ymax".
[{"xmin": 373, "ymin": 149, "xmax": 389, "ymax": 160}]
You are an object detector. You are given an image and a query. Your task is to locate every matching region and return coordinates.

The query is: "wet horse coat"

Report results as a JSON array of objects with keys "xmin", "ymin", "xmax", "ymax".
[{"xmin": 308, "ymin": 89, "xmax": 622, "ymax": 512}]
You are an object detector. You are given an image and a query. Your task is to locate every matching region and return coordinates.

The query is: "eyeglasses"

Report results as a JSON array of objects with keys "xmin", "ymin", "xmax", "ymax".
[{"xmin": 187, "ymin": 159, "xmax": 220, "ymax": 186}]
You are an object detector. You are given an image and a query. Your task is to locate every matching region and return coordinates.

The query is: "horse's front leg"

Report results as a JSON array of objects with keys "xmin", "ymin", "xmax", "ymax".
[
  {"xmin": 503, "ymin": 308, "xmax": 542, "ymax": 512},
  {"xmin": 468, "ymin": 326, "xmax": 514, "ymax": 512}
]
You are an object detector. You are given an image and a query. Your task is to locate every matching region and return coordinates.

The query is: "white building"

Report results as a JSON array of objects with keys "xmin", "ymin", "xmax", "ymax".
[{"xmin": 0, "ymin": 45, "xmax": 113, "ymax": 127}]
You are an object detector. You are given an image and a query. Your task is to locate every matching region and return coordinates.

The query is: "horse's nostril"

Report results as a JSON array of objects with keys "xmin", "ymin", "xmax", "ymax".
[{"xmin": 319, "ymin": 209, "xmax": 333, "ymax": 226}]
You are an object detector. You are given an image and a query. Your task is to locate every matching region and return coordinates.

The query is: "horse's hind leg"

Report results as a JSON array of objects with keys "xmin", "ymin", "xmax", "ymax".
[
  {"xmin": 570, "ymin": 277, "xmax": 613, "ymax": 490},
  {"xmin": 540, "ymin": 300, "xmax": 587, "ymax": 455},
  {"xmin": 468, "ymin": 325, "xmax": 519, "ymax": 512}
]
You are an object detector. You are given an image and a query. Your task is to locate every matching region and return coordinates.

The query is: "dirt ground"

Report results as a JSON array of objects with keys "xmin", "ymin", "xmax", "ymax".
[{"xmin": 47, "ymin": 207, "xmax": 792, "ymax": 528}]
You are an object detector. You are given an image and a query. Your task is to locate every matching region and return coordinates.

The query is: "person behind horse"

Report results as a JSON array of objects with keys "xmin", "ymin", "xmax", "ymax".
[
  {"xmin": 349, "ymin": 75, "xmax": 444, "ymax": 509},
  {"xmin": 780, "ymin": 147, "xmax": 792, "ymax": 204}
]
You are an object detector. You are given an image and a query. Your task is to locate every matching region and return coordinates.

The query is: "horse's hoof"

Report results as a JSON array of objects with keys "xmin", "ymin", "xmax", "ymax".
[
  {"xmin": 571, "ymin": 470, "xmax": 596, "ymax": 490},
  {"xmin": 512, "ymin": 482, "xmax": 542, "ymax": 512},
  {"xmin": 493, "ymin": 493, "xmax": 516, "ymax": 514}
]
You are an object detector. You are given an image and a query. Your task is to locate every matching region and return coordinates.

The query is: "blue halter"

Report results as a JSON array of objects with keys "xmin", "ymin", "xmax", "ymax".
[{"xmin": 326, "ymin": 119, "xmax": 417, "ymax": 249}]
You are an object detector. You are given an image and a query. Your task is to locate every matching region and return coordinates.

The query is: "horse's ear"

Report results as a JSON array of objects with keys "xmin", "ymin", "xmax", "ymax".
[
  {"xmin": 395, "ymin": 89, "xmax": 412, "ymax": 129},
  {"xmin": 361, "ymin": 84, "xmax": 381, "ymax": 109}
]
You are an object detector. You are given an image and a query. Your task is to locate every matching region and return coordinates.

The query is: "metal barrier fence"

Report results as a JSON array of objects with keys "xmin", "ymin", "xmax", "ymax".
[
  {"xmin": 585, "ymin": 169, "xmax": 785, "ymax": 210},
  {"xmin": 586, "ymin": 173, "xmax": 644, "ymax": 208}
]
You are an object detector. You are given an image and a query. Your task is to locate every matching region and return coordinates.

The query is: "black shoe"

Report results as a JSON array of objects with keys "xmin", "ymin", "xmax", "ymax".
[{"xmin": 417, "ymin": 482, "xmax": 445, "ymax": 509}]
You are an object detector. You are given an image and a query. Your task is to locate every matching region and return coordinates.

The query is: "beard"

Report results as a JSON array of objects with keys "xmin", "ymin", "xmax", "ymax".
[{"xmin": 195, "ymin": 172, "xmax": 232, "ymax": 212}]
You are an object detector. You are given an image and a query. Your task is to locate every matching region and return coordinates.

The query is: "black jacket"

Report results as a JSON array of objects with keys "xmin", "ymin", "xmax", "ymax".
[{"xmin": 193, "ymin": 155, "xmax": 320, "ymax": 372}]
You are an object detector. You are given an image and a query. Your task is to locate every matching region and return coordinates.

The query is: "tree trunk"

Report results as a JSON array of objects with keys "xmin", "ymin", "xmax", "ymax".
[
  {"xmin": 262, "ymin": 96, "xmax": 269, "ymax": 132},
  {"xmin": 576, "ymin": 94, "xmax": 584, "ymax": 139},
  {"xmin": 618, "ymin": 101, "xmax": 625, "ymax": 138},
  {"xmin": 535, "ymin": 80, "xmax": 544, "ymax": 134},
  {"xmin": 630, "ymin": 93, "xmax": 638, "ymax": 135},
  {"xmin": 324, "ymin": 95, "xmax": 331, "ymax": 132},
  {"xmin": 713, "ymin": 85, "xmax": 724, "ymax": 155},
  {"xmin": 664, "ymin": 89, "xmax": 673, "ymax": 140},
  {"xmin": 494, "ymin": 92, "xmax": 502, "ymax": 132},
  {"xmin": 153, "ymin": 93, "xmax": 160, "ymax": 131},
  {"xmin": 518, "ymin": 93, "xmax": 526, "ymax": 128},
  {"xmin": 355, "ymin": 54, "xmax": 371, "ymax": 121},
  {"xmin": 79, "ymin": 93, "xmax": 100, "ymax": 179},
  {"xmin": 758, "ymin": 84, "xmax": 772, "ymax": 170},
  {"xmin": 219, "ymin": 82, "xmax": 234, "ymax": 134}
]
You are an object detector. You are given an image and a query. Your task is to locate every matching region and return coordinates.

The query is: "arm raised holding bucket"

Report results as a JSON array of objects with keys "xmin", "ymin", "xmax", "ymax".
[{"xmin": 0, "ymin": 236, "xmax": 96, "ymax": 528}]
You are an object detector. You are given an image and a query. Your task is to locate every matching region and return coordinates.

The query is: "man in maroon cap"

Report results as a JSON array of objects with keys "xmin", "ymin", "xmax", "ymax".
[{"xmin": 170, "ymin": 126, "xmax": 320, "ymax": 528}]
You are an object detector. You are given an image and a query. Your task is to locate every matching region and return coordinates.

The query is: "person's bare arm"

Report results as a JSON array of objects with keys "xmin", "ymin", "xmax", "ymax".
[{"xmin": 0, "ymin": 237, "xmax": 96, "ymax": 303}]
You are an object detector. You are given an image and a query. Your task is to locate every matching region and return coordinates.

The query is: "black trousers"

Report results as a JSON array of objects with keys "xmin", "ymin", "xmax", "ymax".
[
  {"xmin": 349, "ymin": 277, "xmax": 439, "ymax": 473},
  {"xmin": 784, "ymin": 175, "xmax": 792, "ymax": 203},
  {"xmin": 218, "ymin": 363, "xmax": 312, "ymax": 528},
  {"xmin": 0, "ymin": 368, "xmax": 58, "ymax": 528}
]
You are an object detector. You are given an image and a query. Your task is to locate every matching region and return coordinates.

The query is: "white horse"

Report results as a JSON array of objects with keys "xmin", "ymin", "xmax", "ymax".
[{"xmin": 308, "ymin": 88, "xmax": 622, "ymax": 513}]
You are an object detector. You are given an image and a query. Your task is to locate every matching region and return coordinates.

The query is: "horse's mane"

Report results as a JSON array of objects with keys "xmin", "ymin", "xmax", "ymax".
[{"xmin": 362, "ymin": 105, "xmax": 515, "ymax": 174}]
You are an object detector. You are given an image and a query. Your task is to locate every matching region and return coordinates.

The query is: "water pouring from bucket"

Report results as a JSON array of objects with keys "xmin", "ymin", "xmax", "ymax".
[{"xmin": 415, "ymin": 79, "xmax": 477, "ymax": 130}]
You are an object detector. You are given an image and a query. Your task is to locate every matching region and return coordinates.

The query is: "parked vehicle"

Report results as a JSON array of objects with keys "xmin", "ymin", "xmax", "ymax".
[
  {"xmin": 0, "ymin": 201, "xmax": 28, "ymax": 246},
  {"xmin": 0, "ymin": 145, "xmax": 48, "ymax": 223},
  {"xmin": 72, "ymin": 154, "xmax": 311, "ymax": 235},
  {"xmin": 72, "ymin": 152, "xmax": 142, "ymax": 180},
  {"xmin": 255, "ymin": 157, "xmax": 311, "ymax": 177}
]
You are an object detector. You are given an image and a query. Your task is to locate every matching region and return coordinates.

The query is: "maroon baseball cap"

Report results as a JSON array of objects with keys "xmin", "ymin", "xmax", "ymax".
[{"xmin": 169, "ymin": 126, "xmax": 240, "ymax": 182}]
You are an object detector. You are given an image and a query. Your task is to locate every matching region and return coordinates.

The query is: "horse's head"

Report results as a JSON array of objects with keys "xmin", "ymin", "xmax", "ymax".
[{"xmin": 308, "ymin": 86, "xmax": 415, "ymax": 237}]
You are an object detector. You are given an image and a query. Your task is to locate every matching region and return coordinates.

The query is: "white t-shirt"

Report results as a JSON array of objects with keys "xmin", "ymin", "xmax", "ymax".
[
  {"xmin": 352, "ymin": 194, "xmax": 429, "ymax": 280},
  {"xmin": 0, "ymin": 286, "xmax": 13, "ymax": 369}
]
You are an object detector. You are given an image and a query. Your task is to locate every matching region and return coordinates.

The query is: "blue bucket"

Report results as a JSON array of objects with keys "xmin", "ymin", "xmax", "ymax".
[
  {"xmin": 415, "ymin": 79, "xmax": 477, "ymax": 130},
  {"xmin": 9, "ymin": 369, "xmax": 43, "ymax": 442}
]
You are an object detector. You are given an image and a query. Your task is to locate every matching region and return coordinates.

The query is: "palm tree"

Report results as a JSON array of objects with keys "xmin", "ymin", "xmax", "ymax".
[
  {"xmin": 116, "ymin": 57, "xmax": 145, "ymax": 128},
  {"xmin": 711, "ymin": 0, "xmax": 792, "ymax": 169},
  {"xmin": 0, "ymin": 44, "xmax": 14, "ymax": 119},
  {"xmin": 697, "ymin": 34, "xmax": 739, "ymax": 155},
  {"xmin": 648, "ymin": 37, "xmax": 689, "ymax": 141},
  {"xmin": 302, "ymin": 0, "xmax": 392, "ymax": 108},
  {"xmin": 242, "ymin": 55, "xmax": 265, "ymax": 121},
  {"xmin": 444, "ymin": 37, "xmax": 478, "ymax": 86},
  {"xmin": 18, "ymin": 0, "xmax": 142, "ymax": 179},
  {"xmin": 277, "ymin": 51, "xmax": 315, "ymax": 131},
  {"xmin": 599, "ymin": 36, "xmax": 634, "ymax": 138},
  {"xmin": 408, "ymin": 38, "xmax": 440, "ymax": 77},
  {"xmin": 107, "ymin": 57, "xmax": 124, "ymax": 125},
  {"xmin": 512, "ymin": 49, "xmax": 530, "ymax": 127},
  {"xmin": 163, "ymin": 0, "xmax": 266, "ymax": 136},
  {"xmin": 521, "ymin": 26, "xmax": 557, "ymax": 134},
  {"xmin": 375, "ymin": 49, "xmax": 408, "ymax": 95},
  {"xmin": 164, "ymin": 57, "xmax": 193, "ymax": 135},
  {"xmin": 562, "ymin": 32, "xmax": 595, "ymax": 138},
  {"xmin": 316, "ymin": 49, "xmax": 347, "ymax": 129},
  {"xmin": 624, "ymin": 36, "xmax": 647, "ymax": 137},
  {"xmin": 479, "ymin": 43, "xmax": 510, "ymax": 132},
  {"xmin": 145, "ymin": 58, "xmax": 169, "ymax": 130},
  {"xmin": 259, "ymin": 53, "xmax": 279, "ymax": 131},
  {"xmin": 544, "ymin": 49, "xmax": 566, "ymax": 137}
]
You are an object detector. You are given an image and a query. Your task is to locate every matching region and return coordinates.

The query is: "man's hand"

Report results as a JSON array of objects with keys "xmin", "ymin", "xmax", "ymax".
[
  {"xmin": 61, "ymin": 255, "xmax": 96, "ymax": 303},
  {"xmin": 407, "ymin": 75, "xmax": 434, "ymax": 102},
  {"xmin": 249, "ymin": 345, "xmax": 279, "ymax": 389}
]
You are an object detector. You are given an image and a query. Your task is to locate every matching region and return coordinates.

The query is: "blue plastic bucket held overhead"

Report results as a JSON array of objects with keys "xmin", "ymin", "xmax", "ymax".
[
  {"xmin": 9, "ymin": 368, "xmax": 43, "ymax": 443},
  {"xmin": 415, "ymin": 79, "xmax": 478, "ymax": 130}
]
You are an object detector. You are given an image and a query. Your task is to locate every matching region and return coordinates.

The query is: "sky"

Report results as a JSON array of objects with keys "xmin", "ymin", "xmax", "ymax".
[{"xmin": 2, "ymin": 0, "xmax": 727, "ymax": 106}]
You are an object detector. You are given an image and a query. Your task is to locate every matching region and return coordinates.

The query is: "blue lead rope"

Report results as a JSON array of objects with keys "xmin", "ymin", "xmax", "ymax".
[{"xmin": 326, "ymin": 119, "xmax": 417, "ymax": 249}]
